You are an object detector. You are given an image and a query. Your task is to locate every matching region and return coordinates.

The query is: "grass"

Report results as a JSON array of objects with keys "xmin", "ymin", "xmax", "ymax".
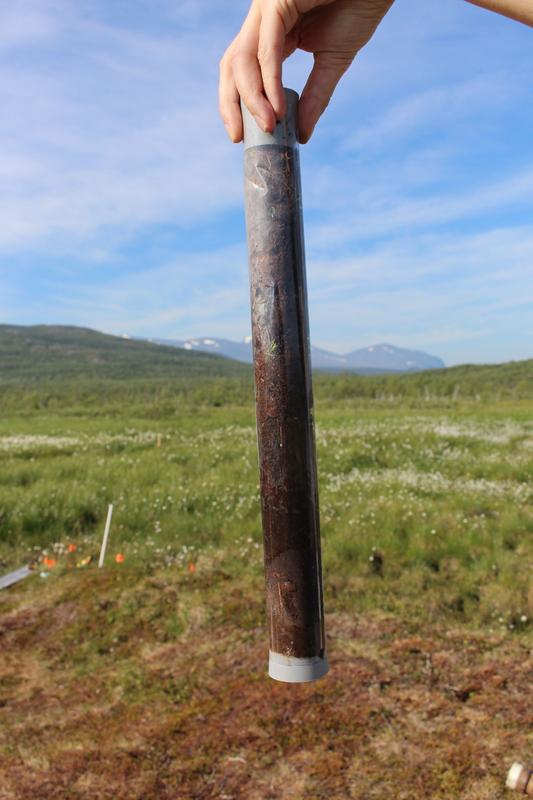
[
  {"xmin": 1, "ymin": 399, "xmax": 531, "ymax": 631},
  {"xmin": 0, "ymin": 360, "xmax": 532, "ymax": 798}
]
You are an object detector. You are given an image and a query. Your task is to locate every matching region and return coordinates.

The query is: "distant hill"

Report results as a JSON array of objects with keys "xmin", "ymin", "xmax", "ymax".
[
  {"xmin": 0, "ymin": 325, "xmax": 531, "ymax": 408},
  {"xmin": 153, "ymin": 336, "xmax": 445, "ymax": 372},
  {"xmin": 345, "ymin": 343, "xmax": 444, "ymax": 371},
  {"xmin": 0, "ymin": 325, "xmax": 248, "ymax": 385},
  {"xmin": 153, "ymin": 336, "xmax": 254, "ymax": 364},
  {"xmin": 0, "ymin": 322, "xmax": 529, "ymax": 392}
]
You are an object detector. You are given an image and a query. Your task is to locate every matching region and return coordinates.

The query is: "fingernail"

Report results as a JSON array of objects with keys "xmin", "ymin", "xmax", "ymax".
[{"xmin": 254, "ymin": 114, "xmax": 270, "ymax": 133}]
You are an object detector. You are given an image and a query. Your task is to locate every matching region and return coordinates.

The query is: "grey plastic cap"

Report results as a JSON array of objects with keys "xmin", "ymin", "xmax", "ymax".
[
  {"xmin": 269, "ymin": 650, "xmax": 329, "ymax": 683},
  {"xmin": 242, "ymin": 88, "xmax": 299, "ymax": 150}
]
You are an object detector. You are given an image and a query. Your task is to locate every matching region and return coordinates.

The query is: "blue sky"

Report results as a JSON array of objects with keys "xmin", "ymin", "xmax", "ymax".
[{"xmin": 0, "ymin": 0, "xmax": 532, "ymax": 365}]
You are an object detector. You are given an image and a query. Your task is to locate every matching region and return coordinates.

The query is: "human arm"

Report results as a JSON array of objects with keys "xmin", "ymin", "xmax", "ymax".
[
  {"xmin": 219, "ymin": 0, "xmax": 533, "ymax": 145},
  {"xmin": 465, "ymin": 0, "xmax": 533, "ymax": 26}
]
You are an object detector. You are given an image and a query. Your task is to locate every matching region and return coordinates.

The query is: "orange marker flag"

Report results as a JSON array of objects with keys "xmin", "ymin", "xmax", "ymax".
[{"xmin": 115, "ymin": 553, "xmax": 125, "ymax": 564}]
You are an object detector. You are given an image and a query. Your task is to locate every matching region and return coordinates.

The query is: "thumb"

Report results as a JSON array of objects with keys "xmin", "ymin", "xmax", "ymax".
[{"xmin": 298, "ymin": 51, "xmax": 353, "ymax": 144}]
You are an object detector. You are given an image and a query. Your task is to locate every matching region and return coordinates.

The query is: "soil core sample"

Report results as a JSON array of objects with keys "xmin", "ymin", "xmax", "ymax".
[{"xmin": 242, "ymin": 88, "xmax": 328, "ymax": 683}]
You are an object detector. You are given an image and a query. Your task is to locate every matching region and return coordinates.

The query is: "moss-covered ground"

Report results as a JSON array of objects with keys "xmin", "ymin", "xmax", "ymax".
[{"xmin": 0, "ymin": 388, "xmax": 531, "ymax": 798}]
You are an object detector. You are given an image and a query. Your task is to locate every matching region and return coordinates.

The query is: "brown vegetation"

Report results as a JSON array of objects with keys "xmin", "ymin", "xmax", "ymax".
[{"xmin": 0, "ymin": 566, "xmax": 531, "ymax": 799}]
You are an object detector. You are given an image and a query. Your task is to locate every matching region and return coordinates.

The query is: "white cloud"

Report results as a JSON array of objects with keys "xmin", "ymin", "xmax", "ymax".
[
  {"xmin": 306, "ymin": 223, "xmax": 533, "ymax": 362},
  {"xmin": 0, "ymin": 5, "xmax": 242, "ymax": 252},
  {"xmin": 342, "ymin": 75, "xmax": 513, "ymax": 153},
  {"xmin": 0, "ymin": 1, "xmax": 62, "ymax": 50},
  {"xmin": 307, "ymin": 164, "xmax": 533, "ymax": 250},
  {"xmin": 34, "ymin": 243, "xmax": 250, "ymax": 338},
  {"xmin": 0, "ymin": 0, "xmax": 532, "ymax": 365}
]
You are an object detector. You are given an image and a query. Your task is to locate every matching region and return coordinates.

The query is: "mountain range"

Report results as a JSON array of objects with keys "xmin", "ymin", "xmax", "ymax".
[
  {"xmin": 1, "ymin": 326, "xmax": 531, "ymax": 403},
  {"xmin": 152, "ymin": 337, "xmax": 445, "ymax": 372}
]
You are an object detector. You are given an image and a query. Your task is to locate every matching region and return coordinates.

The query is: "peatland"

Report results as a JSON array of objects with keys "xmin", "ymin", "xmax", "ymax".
[{"xmin": 0, "ymin": 326, "xmax": 531, "ymax": 799}]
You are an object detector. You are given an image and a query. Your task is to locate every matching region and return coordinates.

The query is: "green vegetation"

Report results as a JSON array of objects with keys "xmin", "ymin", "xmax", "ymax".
[
  {"xmin": 0, "ymin": 326, "xmax": 531, "ymax": 798},
  {"xmin": 1, "ymin": 398, "xmax": 531, "ymax": 631},
  {"xmin": 1, "ymin": 325, "xmax": 531, "ymax": 413},
  {"xmin": 0, "ymin": 326, "xmax": 531, "ymax": 628},
  {"xmin": 316, "ymin": 357, "xmax": 533, "ymax": 402}
]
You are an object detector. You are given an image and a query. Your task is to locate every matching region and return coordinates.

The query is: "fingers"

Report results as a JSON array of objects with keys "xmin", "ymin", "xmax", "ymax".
[
  {"xmin": 298, "ymin": 52, "xmax": 352, "ymax": 143},
  {"xmin": 220, "ymin": 0, "xmax": 389, "ymax": 144},
  {"xmin": 233, "ymin": 46, "xmax": 276, "ymax": 134},
  {"xmin": 219, "ymin": 5, "xmax": 276, "ymax": 142},
  {"xmin": 237, "ymin": 4, "xmax": 277, "ymax": 130},
  {"xmin": 258, "ymin": 6, "xmax": 287, "ymax": 119},
  {"xmin": 220, "ymin": 2, "xmax": 297, "ymax": 143},
  {"xmin": 219, "ymin": 46, "xmax": 243, "ymax": 143}
]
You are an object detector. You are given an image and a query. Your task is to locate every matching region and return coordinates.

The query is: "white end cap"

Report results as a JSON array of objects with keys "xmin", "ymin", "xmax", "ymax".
[
  {"xmin": 269, "ymin": 651, "xmax": 329, "ymax": 683},
  {"xmin": 507, "ymin": 763, "xmax": 526, "ymax": 791}
]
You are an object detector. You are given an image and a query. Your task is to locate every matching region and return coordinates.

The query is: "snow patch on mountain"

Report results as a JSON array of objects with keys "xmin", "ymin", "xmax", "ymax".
[{"xmin": 150, "ymin": 337, "xmax": 445, "ymax": 372}]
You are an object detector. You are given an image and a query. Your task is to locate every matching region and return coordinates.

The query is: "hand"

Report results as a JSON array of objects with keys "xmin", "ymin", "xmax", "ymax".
[{"xmin": 219, "ymin": 0, "xmax": 394, "ymax": 144}]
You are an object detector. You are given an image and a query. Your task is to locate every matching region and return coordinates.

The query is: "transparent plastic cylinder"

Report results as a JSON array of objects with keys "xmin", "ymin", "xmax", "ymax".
[{"xmin": 242, "ymin": 89, "xmax": 328, "ymax": 683}]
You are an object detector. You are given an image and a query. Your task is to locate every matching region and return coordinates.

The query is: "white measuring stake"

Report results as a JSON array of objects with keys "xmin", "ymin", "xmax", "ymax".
[{"xmin": 98, "ymin": 504, "xmax": 114, "ymax": 568}]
